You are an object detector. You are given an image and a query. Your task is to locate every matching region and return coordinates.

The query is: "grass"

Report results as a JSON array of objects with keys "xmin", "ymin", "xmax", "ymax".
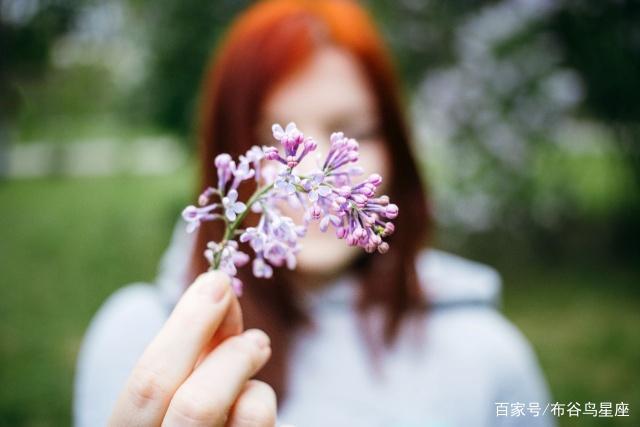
[
  {"xmin": 0, "ymin": 171, "xmax": 193, "ymax": 426},
  {"xmin": 501, "ymin": 267, "xmax": 639, "ymax": 426},
  {"xmin": 0, "ymin": 172, "xmax": 638, "ymax": 426}
]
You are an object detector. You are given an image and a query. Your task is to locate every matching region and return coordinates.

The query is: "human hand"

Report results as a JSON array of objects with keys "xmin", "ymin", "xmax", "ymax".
[{"xmin": 108, "ymin": 271, "xmax": 276, "ymax": 427}]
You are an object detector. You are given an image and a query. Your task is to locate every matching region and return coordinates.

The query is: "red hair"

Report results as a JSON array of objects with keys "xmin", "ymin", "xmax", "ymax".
[{"xmin": 190, "ymin": 0, "xmax": 432, "ymax": 401}]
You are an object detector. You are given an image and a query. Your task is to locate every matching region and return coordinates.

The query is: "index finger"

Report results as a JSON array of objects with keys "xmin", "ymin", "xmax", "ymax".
[{"xmin": 110, "ymin": 270, "xmax": 242, "ymax": 426}]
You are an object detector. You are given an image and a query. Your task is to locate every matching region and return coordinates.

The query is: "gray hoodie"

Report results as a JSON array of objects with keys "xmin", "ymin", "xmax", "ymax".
[{"xmin": 74, "ymin": 222, "xmax": 554, "ymax": 427}]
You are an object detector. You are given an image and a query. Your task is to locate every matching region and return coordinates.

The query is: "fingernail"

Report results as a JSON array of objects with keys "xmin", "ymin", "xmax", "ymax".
[
  {"xmin": 244, "ymin": 329, "xmax": 270, "ymax": 349},
  {"xmin": 198, "ymin": 271, "xmax": 229, "ymax": 302},
  {"xmin": 210, "ymin": 280, "xmax": 228, "ymax": 302}
]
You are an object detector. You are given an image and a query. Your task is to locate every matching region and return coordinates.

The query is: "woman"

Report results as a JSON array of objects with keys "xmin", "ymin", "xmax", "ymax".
[{"xmin": 74, "ymin": 1, "xmax": 554, "ymax": 426}]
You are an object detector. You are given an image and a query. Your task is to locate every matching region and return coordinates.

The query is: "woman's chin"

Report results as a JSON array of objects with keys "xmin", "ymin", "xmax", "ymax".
[{"xmin": 295, "ymin": 234, "xmax": 360, "ymax": 276}]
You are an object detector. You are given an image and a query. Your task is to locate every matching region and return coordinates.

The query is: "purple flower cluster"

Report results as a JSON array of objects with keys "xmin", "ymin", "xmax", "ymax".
[{"xmin": 182, "ymin": 122, "xmax": 398, "ymax": 295}]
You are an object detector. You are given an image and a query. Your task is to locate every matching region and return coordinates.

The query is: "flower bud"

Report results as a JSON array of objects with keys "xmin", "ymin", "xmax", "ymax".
[
  {"xmin": 311, "ymin": 205, "xmax": 322, "ymax": 220},
  {"xmin": 368, "ymin": 173, "xmax": 382, "ymax": 186},
  {"xmin": 287, "ymin": 155, "xmax": 298, "ymax": 168},
  {"xmin": 352, "ymin": 194, "xmax": 368, "ymax": 206},
  {"xmin": 377, "ymin": 242, "xmax": 390, "ymax": 254},
  {"xmin": 263, "ymin": 146, "xmax": 280, "ymax": 161},
  {"xmin": 336, "ymin": 186, "xmax": 351, "ymax": 197},
  {"xmin": 371, "ymin": 234, "xmax": 382, "ymax": 245},
  {"xmin": 231, "ymin": 278, "xmax": 244, "ymax": 296},
  {"xmin": 215, "ymin": 153, "xmax": 232, "ymax": 169},
  {"xmin": 384, "ymin": 222, "xmax": 395, "ymax": 236},
  {"xmin": 385, "ymin": 204, "xmax": 399, "ymax": 219},
  {"xmin": 304, "ymin": 137, "xmax": 317, "ymax": 151}
]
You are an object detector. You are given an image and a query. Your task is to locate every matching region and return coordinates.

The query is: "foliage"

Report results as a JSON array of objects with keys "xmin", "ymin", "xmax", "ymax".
[
  {"xmin": 0, "ymin": 0, "xmax": 85, "ymax": 119},
  {"xmin": 129, "ymin": 0, "xmax": 252, "ymax": 137}
]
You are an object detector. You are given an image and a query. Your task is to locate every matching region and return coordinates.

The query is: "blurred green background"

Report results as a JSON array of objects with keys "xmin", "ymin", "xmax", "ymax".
[{"xmin": 1, "ymin": 0, "xmax": 638, "ymax": 426}]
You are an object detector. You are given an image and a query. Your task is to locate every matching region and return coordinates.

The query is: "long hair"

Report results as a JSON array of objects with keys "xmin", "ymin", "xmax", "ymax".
[{"xmin": 189, "ymin": 0, "xmax": 432, "ymax": 401}]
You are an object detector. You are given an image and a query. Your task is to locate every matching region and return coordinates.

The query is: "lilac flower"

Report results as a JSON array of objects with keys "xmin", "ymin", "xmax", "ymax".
[
  {"xmin": 230, "ymin": 158, "xmax": 255, "ymax": 190},
  {"xmin": 264, "ymin": 240, "xmax": 298, "ymax": 269},
  {"xmin": 242, "ymin": 208, "xmax": 302, "ymax": 272},
  {"xmin": 183, "ymin": 123, "xmax": 398, "ymax": 296},
  {"xmin": 319, "ymin": 213, "xmax": 342, "ymax": 232},
  {"xmin": 242, "ymin": 146, "xmax": 265, "ymax": 181},
  {"xmin": 262, "ymin": 146, "xmax": 280, "ymax": 162},
  {"xmin": 215, "ymin": 154, "xmax": 233, "ymax": 191},
  {"xmin": 204, "ymin": 240, "xmax": 249, "ymax": 276},
  {"xmin": 252, "ymin": 256, "xmax": 273, "ymax": 278},
  {"xmin": 274, "ymin": 172, "xmax": 300, "ymax": 195},
  {"xmin": 270, "ymin": 215, "xmax": 306, "ymax": 244},
  {"xmin": 222, "ymin": 189, "xmax": 246, "ymax": 221},
  {"xmin": 198, "ymin": 187, "xmax": 217, "ymax": 206},
  {"xmin": 204, "ymin": 240, "xmax": 249, "ymax": 295},
  {"xmin": 182, "ymin": 204, "xmax": 218, "ymax": 233},
  {"xmin": 260, "ymin": 163, "xmax": 278, "ymax": 186},
  {"xmin": 239, "ymin": 226, "xmax": 267, "ymax": 252},
  {"xmin": 269, "ymin": 122, "xmax": 317, "ymax": 168},
  {"xmin": 272, "ymin": 122, "xmax": 303, "ymax": 156},
  {"xmin": 323, "ymin": 132, "xmax": 359, "ymax": 172},
  {"xmin": 231, "ymin": 278, "xmax": 244, "ymax": 296},
  {"xmin": 244, "ymin": 145, "xmax": 264, "ymax": 164},
  {"xmin": 302, "ymin": 173, "xmax": 332, "ymax": 202}
]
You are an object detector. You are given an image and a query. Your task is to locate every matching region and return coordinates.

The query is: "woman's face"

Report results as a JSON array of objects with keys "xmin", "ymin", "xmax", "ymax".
[{"xmin": 261, "ymin": 45, "xmax": 390, "ymax": 276}]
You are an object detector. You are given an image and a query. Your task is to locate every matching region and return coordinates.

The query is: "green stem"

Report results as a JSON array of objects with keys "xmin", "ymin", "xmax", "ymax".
[{"xmin": 212, "ymin": 183, "xmax": 274, "ymax": 269}]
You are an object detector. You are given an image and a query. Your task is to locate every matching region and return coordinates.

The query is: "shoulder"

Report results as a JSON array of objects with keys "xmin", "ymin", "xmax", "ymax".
[
  {"xmin": 414, "ymin": 248, "xmax": 530, "ymax": 363},
  {"xmin": 426, "ymin": 304, "xmax": 540, "ymax": 376},
  {"xmin": 416, "ymin": 248, "xmax": 502, "ymax": 307},
  {"xmin": 80, "ymin": 283, "xmax": 169, "ymax": 350},
  {"xmin": 412, "ymin": 249, "xmax": 551, "ymax": 401},
  {"xmin": 73, "ymin": 283, "xmax": 169, "ymax": 426},
  {"xmin": 76, "ymin": 282, "xmax": 169, "ymax": 371},
  {"xmin": 432, "ymin": 308, "xmax": 552, "ymax": 404}
]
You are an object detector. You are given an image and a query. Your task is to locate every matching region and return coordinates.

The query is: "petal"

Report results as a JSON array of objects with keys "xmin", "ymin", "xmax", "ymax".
[
  {"xmin": 233, "ymin": 251, "xmax": 250, "ymax": 266},
  {"xmin": 318, "ymin": 185, "xmax": 332, "ymax": 197},
  {"xmin": 225, "ymin": 208, "xmax": 237, "ymax": 221},
  {"xmin": 231, "ymin": 278, "xmax": 243, "ymax": 296},
  {"xmin": 285, "ymin": 122, "xmax": 296, "ymax": 135},
  {"xmin": 222, "ymin": 261, "xmax": 237, "ymax": 277},
  {"xmin": 182, "ymin": 205, "xmax": 198, "ymax": 220},
  {"xmin": 233, "ymin": 201, "xmax": 247, "ymax": 213},
  {"xmin": 186, "ymin": 222, "xmax": 199, "ymax": 233},
  {"xmin": 320, "ymin": 216, "xmax": 330, "ymax": 231},
  {"xmin": 239, "ymin": 228, "xmax": 254, "ymax": 242},
  {"xmin": 250, "ymin": 237, "xmax": 263, "ymax": 252},
  {"xmin": 272, "ymin": 124, "xmax": 284, "ymax": 139},
  {"xmin": 308, "ymin": 190, "xmax": 318, "ymax": 202},
  {"xmin": 227, "ymin": 189, "xmax": 238, "ymax": 203},
  {"xmin": 264, "ymin": 263, "xmax": 273, "ymax": 278}
]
